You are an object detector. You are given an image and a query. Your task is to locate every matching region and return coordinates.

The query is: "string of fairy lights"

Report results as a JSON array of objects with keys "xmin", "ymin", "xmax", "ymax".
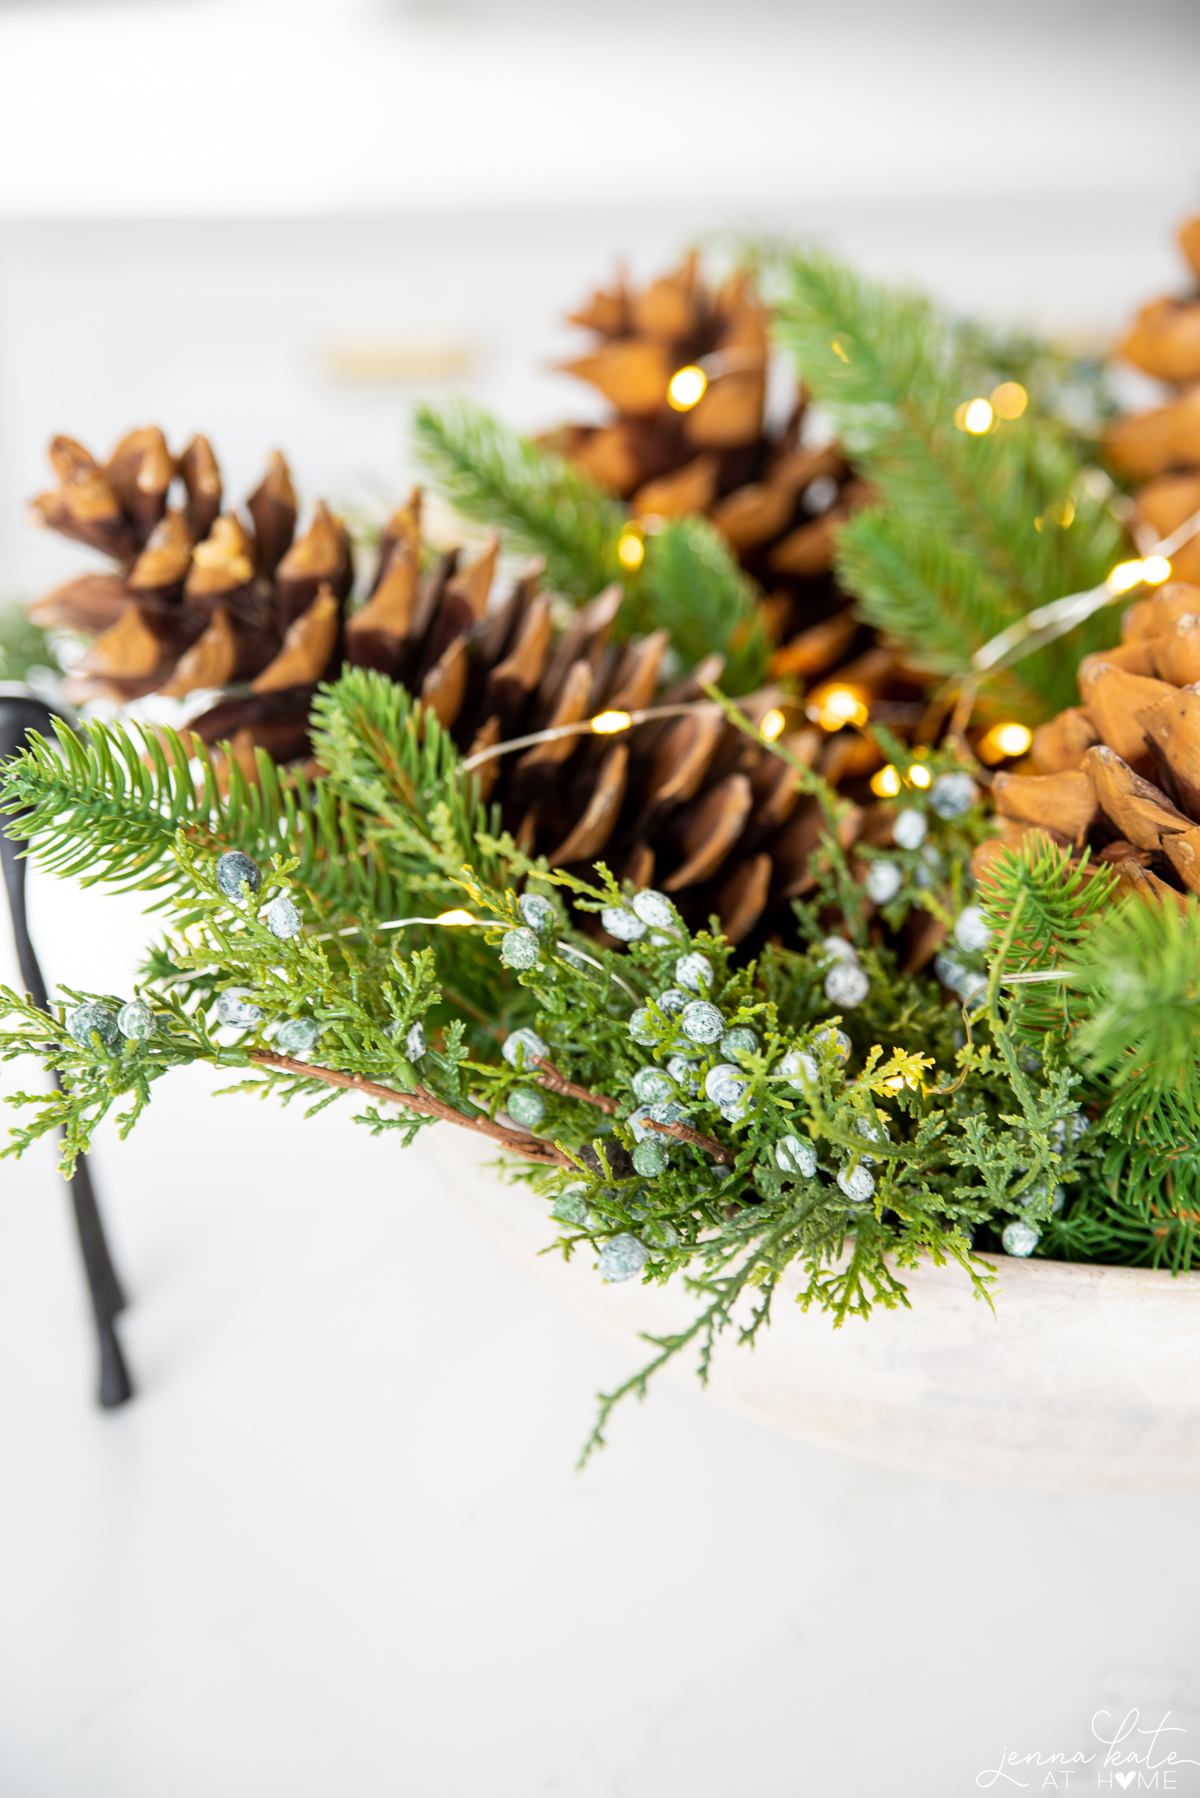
[{"xmin": 333, "ymin": 364, "xmax": 1200, "ymax": 943}]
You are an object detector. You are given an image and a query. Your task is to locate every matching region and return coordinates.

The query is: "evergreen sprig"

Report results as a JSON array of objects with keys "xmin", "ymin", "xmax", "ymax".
[
  {"xmin": 765, "ymin": 251, "xmax": 1128, "ymax": 718},
  {"xmin": 413, "ymin": 400, "xmax": 769, "ymax": 693}
]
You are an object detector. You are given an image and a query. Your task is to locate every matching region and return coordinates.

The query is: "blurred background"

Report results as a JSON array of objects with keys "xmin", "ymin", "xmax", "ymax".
[{"xmin": 2, "ymin": 1, "xmax": 1200, "ymax": 1793}]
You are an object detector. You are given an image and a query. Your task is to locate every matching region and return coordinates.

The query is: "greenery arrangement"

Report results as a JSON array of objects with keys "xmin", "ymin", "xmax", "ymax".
[
  {"xmin": 5, "ymin": 243, "xmax": 1197, "ymax": 1455},
  {"xmin": 1, "ymin": 662, "xmax": 1196, "ymax": 1455},
  {"xmin": 414, "ymin": 400, "xmax": 770, "ymax": 693}
]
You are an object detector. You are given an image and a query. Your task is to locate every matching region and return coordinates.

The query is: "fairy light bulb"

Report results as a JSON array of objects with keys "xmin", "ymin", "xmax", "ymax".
[
  {"xmin": 990, "ymin": 382, "xmax": 1028, "ymax": 420},
  {"xmin": 617, "ymin": 530, "xmax": 645, "ymax": 571},
  {"xmin": 979, "ymin": 721, "xmax": 1033, "ymax": 764},
  {"xmin": 1107, "ymin": 559, "xmax": 1149, "ymax": 594},
  {"xmin": 871, "ymin": 764, "xmax": 901, "ymax": 798},
  {"xmin": 1142, "ymin": 555, "xmax": 1171, "ymax": 585},
  {"xmin": 760, "ymin": 708, "xmax": 786, "ymax": 741},
  {"xmin": 908, "ymin": 763, "xmax": 932, "ymax": 789},
  {"xmin": 591, "ymin": 710, "xmax": 632, "ymax": 735},
  {"xmin": 667, "ymin": 365, "xmax": 707, "ymax": 411},
  {"xmin": 955, "ymin": 399, "xmax": 994, "ymax": 434},
  {"xmin": 806, "ymin": 684, "xmax": 869, "ymax": 731},
  {"xmin": 435, "ymin": 909, "xmax": 477, "ymax": 927}
]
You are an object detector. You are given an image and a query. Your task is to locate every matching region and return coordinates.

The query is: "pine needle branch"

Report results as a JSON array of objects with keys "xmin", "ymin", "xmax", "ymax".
[
  {"xmin": 765, "ymin": 250, "xmax": 1128, "ymax": 717},
  {"xmin": 413, "ymin": 400, "xmax": 768, "ymax": 694}
]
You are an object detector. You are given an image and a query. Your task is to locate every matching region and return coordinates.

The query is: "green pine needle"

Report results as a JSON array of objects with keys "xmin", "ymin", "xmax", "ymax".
[
  {"xmin": 413, "ymin": 399, "xmax": 768, "ymax": 694},
  {"xmin": 766, "ymin": 250, "xmax": 1127, "ymax": 718}
]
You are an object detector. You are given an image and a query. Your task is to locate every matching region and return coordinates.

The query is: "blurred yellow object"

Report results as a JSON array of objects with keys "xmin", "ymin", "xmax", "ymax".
[
  {"xmin": 667, "ymin": 365, "xmax": 707, "ymax": 411},
  {"xmin": 871, "ymin": 764, "xmax": 901, "ymax": 797},
  {"xmin": 806, "ymin": 684, "xmax": 869, "ymax": 731},
  {"xmin": 616, "ymin": 530, "xmax": 645, "ymax": 570},
  {"xmin": 760, "ymin": 707, "xmax": 786, "ymax": 740},
  {"xmin": 908, "ymin": 763, "xmax": 932, "ymax": 788},
  {"xmin": 978, "ymin": 722, "xmax": 1033, "ymax": 764},
  {"xmin": 591, "ymin": 710, "xmax": 632, "ymax": 734},
  {"xmin": 435, "ymin": 909, "xmax": 476, "ymax": 927},
  {"xmin": 955, "ymin": 398, "xmax": 994, "ymax": 434},
  {"xmin": 1142, "ymin": 555, "xmax": 1172, "ymax": 584},
  {"xmin": 990, "ymin": 382, "xmax": 1028, "ymax": 420}
]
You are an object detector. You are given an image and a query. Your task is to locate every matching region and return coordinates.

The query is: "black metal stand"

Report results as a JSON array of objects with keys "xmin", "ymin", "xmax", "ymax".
[{"xmin": 0, "ymin": 694, "xmax": 132, "ymax": 1407}]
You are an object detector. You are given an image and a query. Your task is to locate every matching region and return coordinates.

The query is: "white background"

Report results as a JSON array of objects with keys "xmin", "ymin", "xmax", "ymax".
[{"xmin": 2, "ymin": 1, "xmax": 1200, "ymax": 1792}]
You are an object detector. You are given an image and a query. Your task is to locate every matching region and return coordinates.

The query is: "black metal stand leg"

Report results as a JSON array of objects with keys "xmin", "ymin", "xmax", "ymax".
[{"xmin": 0, "ymin": 695, "xmax": 133, "ymax": 1408}]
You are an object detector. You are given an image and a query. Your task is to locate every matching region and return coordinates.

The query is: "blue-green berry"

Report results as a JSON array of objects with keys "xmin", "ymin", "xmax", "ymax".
[
  {"xmin": 264, "ymin": 894, "xmax": 303, "ymax": 940},
  {"xmin": 629, "ymin": 1008, "xmax": 661, "ymax": 1046},
  {"xmin": 865, "ymin": 860, "xmax": 903, "ymax": 905},
  {"xmin": 518, "ymin": 893, "xmax": 556, "ymax": 933},
  {"xmin": 775, "ymin": 1134, "xmax": 818, "ymax": 1177},
  {"xmin": 551, "ymin": 1188, "xmax": 589, "ymax": 1226},
  {"xmin": 719, "ymin": 1026, "xmax": 758, "ymax": 1061},
  {"xmin": 68, "ymin": 1002, "xmax": 120, "ymax": 1052},
  {"xmin": 680, "ymin": 1000, "xmax": 723, "ymax": 1044},
  {"xmin": 500, "ymin": 927, "xmax": 541, "ymax": 970},
  {"xmin": 117, "ymin": 999, "xmax": 155, "ymax": 1041},
  {"xmin": 837, "ymin": 1165, "xmax": 875, "ymax": 1204},
  {"xmin": 507, "ymin": 1086, "xmax": 547, "ymax": 1129},
  {"xmin": 597, "ymin": 1234, "xmax": 649, "ymax": 1282},
  {"xmin": 893, "ymin": 808, "xmax": 927, "ymax": 850},
  {"xmin": 704, "ymin": 1062, "xmax": 745, "ymax": 1105},
  {"xmin": 824, "ymin": 961, "xmax": 870, "ymax": 1007},
  {"xmin": 632, "ymin": 1066, "xmax": 674, "ymax": 1105},
  {"xmin": 1002, "ymin": 1219, "xmax": 1040, "ymax": 1257},
  {"xmin": 813, "ymin": 1027, "xmax": 852, "ymax": 1061},
  {"xmin": 216, "ymin": 851, "xmax": 262, "ymax": 900},
  {"xmin": 277, "ymin": 1017, "xmax": 319, "ymax": 1055},
  {"xmin": 628, "ymin": 1105, "xmax": 655, "ymax": 1142},
  {"xmin": 217, "ymin": 987, "xmax": 264, "ymax": 1029},
  {"xmin": 656, "ymin": 987, "xmax": 689, "ymax": 1016},
  {"xmin": 930, "ymin": 771, "xmax": 979, "ymax": 819},
  {"xmin": 503, "ymin": 1027, "xmax": 549, "ymax": 1068},
  {"xmin": 675, "ymin": 952, "xmax": 713, "ymax": 992},
  {"xmin": 632, "ymin": 1137, "xmax": 668, "ymax": 1177},
  {"xmin": 405, "ymin": 1022, "xmax": 426, "ymax": 1061},
  {"xmin": 780, "ymin": 1047, "xmax": 819, "ymax": 1088},
  {"xmin": 631, "ymin": 889, "xmax": 676, "ymax": 929},
  {"xmin": 666, "ymin": 1053, "xmax": 700, "ymax": 1095},
  {"xmin": 601, "ymin": 905, "xmax": 647, "ymax": 942}
]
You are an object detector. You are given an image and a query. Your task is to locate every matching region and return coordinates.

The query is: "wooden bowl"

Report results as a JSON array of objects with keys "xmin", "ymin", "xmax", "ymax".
[{"xmin": 424, "ymin": 1131, "xmax": 1200, "ymax": 1491}]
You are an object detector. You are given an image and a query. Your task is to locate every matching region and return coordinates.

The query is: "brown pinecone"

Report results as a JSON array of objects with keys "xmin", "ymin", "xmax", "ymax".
[
  {"xmin": 543, "ymin": 253, "xmax": 925, "ymax": 724},
  {"xmin": 1103, "ymin": 213, "xmax": 1200, "ymax": 584},
  {"xmin": 29, "ymin": 429, "xmax": 352, "ymax": 774},
  {"xmin": 26, "ymin": 427, "xmax": 906, "ymax": 947},
  {"xmin": 973, "ymin": 577, "xmax": 1200, "ymax": 910}
]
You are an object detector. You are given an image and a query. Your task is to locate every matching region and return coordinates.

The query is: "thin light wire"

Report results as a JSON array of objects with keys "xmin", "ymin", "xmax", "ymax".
[
  {"xmin": 971, "ymin": 508, "xmax": 1200, "ymax": 679},
  {"xmin": 459, "ymin": 701, "xmax": 724, "ymax": 773},
  {"xmin": 312, "ymin": 915, "xmax": 481, "ymax": 943}
]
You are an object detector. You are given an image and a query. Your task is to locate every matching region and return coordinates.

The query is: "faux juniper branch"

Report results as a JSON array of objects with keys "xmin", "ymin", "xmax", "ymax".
[
  {"xmin": 412, "ymin": 400, "xmax": 768, "ymax": 694},
  {"xmin": 764, "ymin": 250, "xmax": 1128, "ymax": 718}
]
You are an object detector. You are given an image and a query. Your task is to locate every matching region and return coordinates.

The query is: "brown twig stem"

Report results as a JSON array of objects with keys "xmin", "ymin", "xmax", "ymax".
[
  {"xmin": 532, "ymin": 1056, "xmax": 619, "ymax": 1114},
  {"xmin": 248, "ymin": 1050, "xmax": 573, "ymax": 1167},
  {"xmin": 644, "ymin": 1116, "xmax": 734, "ymax": 1164}
]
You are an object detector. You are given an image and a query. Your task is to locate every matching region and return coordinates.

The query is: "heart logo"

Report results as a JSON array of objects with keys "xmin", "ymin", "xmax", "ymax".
[{"xmin": 1115, "ymin": 1774, "xmax": 1136, "ymax": 1790}]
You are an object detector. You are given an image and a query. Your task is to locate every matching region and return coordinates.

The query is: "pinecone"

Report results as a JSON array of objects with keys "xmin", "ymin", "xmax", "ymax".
[
  {"xmin": 29, "ymin": 428, "xmax": 940, "ymax": 947},
  {"xmin": 1103, "ymin": 213, "xmax": 1200, "ymax": 584},
  {"xmin": 973, "ymin": 577, "xmax": 1200, "ymax": 907},
  {"xmin": 544, "ymin": 252, "xmax": 926, "ymax": 727},
  {"xmin": 28, "ymin": 429, "xmax": 352, "ymax": 775}
]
